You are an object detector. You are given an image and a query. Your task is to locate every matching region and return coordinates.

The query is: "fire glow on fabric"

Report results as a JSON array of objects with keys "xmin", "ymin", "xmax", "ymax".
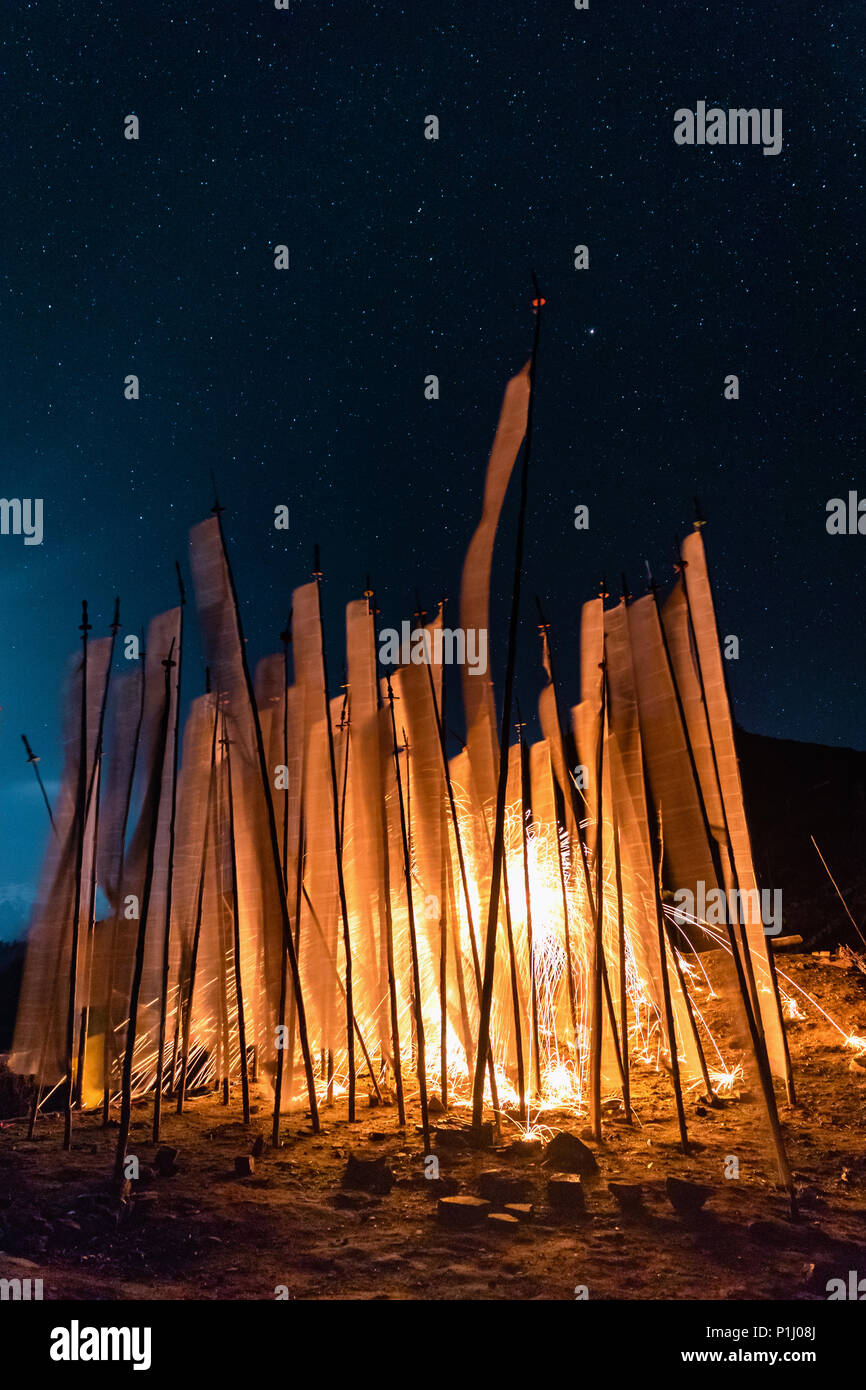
[{"xmin": 11, "ymin": 358, "xmax": 834, "ymax": 1190}]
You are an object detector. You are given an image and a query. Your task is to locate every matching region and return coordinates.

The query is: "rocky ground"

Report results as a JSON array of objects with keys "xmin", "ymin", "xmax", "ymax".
[{"xmin": 1, "ymin": 952, "xmax": 865, "ymax": 1301}]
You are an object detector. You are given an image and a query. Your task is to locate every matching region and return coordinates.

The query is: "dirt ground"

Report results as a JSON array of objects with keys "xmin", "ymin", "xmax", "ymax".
[{"xmin": 2, "ymin": 952, "xmax": 866, "ymax": 1301}]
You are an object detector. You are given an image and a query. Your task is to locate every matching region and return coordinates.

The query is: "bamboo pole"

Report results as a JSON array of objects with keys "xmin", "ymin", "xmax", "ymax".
[
  {"xmin": 103, "ymin": 630, "xmax": 147, "ymax": 1122},
  {"xmin": 177, "ymin": 686, "xmax": 220, "ymax": 1112},
  {"xmin": 471, "ymin": 279, "xmax": 542, "ymax": 1134},
  {"xmin": 646, "ymin": 566, "xmax": 793, "ymax": 1196},
  {"xmin": 415, "ymin": 599, "xmax": 451, "ymax": 1111},
  {"xmin": 313, "ymin": 550, "xmax": 356, "ymax": 1121},
  {"xmin": 153, "ymin": 569, "xmax": 184, "ymax": 1141},
  {"xmin": 214, "ymin": 709, "xmax": 232, "ymax": 1105},
  {"xmin": 75, "ymin": 598, "xmax": 122, "ymax": 1110},
  {"xmin": 21, "ymin": 735, "xmax": 56, "ymax": 836},
  {"xmin": 677, "ymin": 535, "xmax": 796, "ymax": 1104},
  {"xmin": 811, "ymin": 835, "xmax": 866, "ymax": 949},
  {"xmin": 552, "ymin": 779, "xmax": 580, "ymax": 1053},
  {"xmin": 420, "ymin": 615, "xmax": 500, "ymax": 1109},
  {"xmin": 298, "ymin": 881, "xmax": 381, "ymax": 1100},
  {"xmin": 367, "ymin": 585, "xmax": 406, "ymax": 1124},
  {"xmin": 64, "ymin": 600, "xmax": 92, "ymax": 1150},
  {"xmin": 211, "ymin": 500, "xmax": 319, "ymax": 1132},
  {"xmin": 539, "ymin": 602, "xmax": 628, "ymax": 1127},
  {"xmin": 444, "ymin": 836, "xmax": 474, "ymax": 1085},
  {"xmin": 587, "ymin": 662, "xmax": 607, "ymax": 1142},
  {"xmin": 515, "ymin": 714, "xmax": 542, "ymax": 1099},
  {"xmin": 647, "ymin": 803, "xmax": 691, "ymax": 1153},
  {"xmin": 499, "ymin": 842, "xmax": 526, "ymax": 1120},
  {"xmin": 222, "ymin": 712, "xmax": 251, "ymax": 1124},
  {"xmin": 114, "ymin": 639, "xmax": 175, "ymax": 1181},
  {"xmin": 271, "ymin": 622, "xmax": 292, "ymax": 1146},
  {"xmin": 386, "ymin": 679, "xmax": 430, "ymax": 1151},
  {"xmin": 611, "ymin": 819, "xmax": 631, "ymax": 1119}
]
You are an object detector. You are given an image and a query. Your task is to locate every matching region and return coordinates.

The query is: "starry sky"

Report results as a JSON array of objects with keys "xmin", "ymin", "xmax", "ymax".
[{"xmin": 0, "ymin": 1, "xmax": 861, "ymax": 935}]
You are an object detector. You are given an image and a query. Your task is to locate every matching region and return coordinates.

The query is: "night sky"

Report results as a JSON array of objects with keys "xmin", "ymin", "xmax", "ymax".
[{"xmin": 0, "ymin": 2, "xmax": 861, "ymax": 936}]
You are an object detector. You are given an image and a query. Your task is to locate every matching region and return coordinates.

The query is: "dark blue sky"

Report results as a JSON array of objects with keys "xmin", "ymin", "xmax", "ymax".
[{"xmin": 0, "ymin": 1, "xmax": 862, "ymax": 935}]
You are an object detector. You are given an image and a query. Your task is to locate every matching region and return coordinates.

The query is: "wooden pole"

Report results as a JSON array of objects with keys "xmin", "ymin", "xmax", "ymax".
[
  {"xmin": 444, "ymin": 839, "xmax": 474, "ymax": 1086},
  {"xmin": 214, "ymin": 710, "xmax": 232, "ymax": 1105},
  {"xmin": 114, "ymin": 639, "xmax": 175, "ymax": 1182},
  {"xmin": 177, "ymin": 687, "xmax": 220, "ymax": 1112},
  {"xmin": 414, "ymin": 596, "xmax": 454, "ymax": 1112},
  {"xmin": 64, "ymin": 600, "xmax": 92, "ymax": 1150},
  {"xmin": 648, "ymin": 802, "xmax": 691, "ymax": 1153},
  {"xmin": 271, "ymin": 622, "xmax": 292, "ymax": 1146},
  {"xmin": 647, "ymin": 568, "xmax": 793, "ymax": 1194},
  {"xmin": 552, "ymin": 781, "xmax": 580, "ymax": 1054},
  {"xmin": 21, "ymin": 735, "xmax": 57, "ymax": 836},
  {"xmin": 538, "ymin": 602, "xmax": 628, "ymax": 1129},
  {"xmin": 471, "ymin": 280, "xmax": 542, "ymax": 1134},
  {"xmin": 103, "ymin": 629, "xmax": 147, "ymax": 1122},
  {"xmin": 587, "ymin": 659, "xmax": 608, "ymax": 1141},
  {"xmin": 611, "ymin": 819, "xmax": 632, "ymax": 1121},
  {"xmin": 313, "ymin": 550, "xmax": 356, "ymax": 1122},
  {"xmin": 500, "ymin": 843, "xmax": 526, "ymax": 1121},
  {"xmin": 75, "ymin": 598, "xmax": 121, "ymax": 1109},
  {"xmin": 676, "ymin": 537, "xmax": 795, "ymax": 1105},
  {"xmin": 222, "ymin": 712, "xmax": 251, "ymax": 1124},
  {"xmin": 386, "ymin": 679, "xmax": 430, "ymax": 1151},
  {"xmin": 516, "ymin": 714, "xmax": 542, "ymax": 1099},
  {"xmin": 153, "ymin": 569, "xmax": 184, "ymax": 1141},
  {"xmin": 420, "ymin": 613, "xmax": 500, "ymax": 1108},
  {"xmin": 367, "ymin": 586, "xmax": 406, "ymax": 1125},
  {"xmin": 298, "ymin": 881, "xmax": 381, "ymax": 1098},
  {"xmin": 211, "ymin": 501, "xmax": 319, "ymax": 1132}
]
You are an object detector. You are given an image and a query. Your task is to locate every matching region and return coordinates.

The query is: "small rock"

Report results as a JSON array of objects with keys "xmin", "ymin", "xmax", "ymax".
[
  {"xmin": 547, "ymin": 1175, "xmax": 587, "ymax": 1214},
  {"xmin": 507, "ymin": 1139, "xmax": 543, "ymax": 1158},
  {"xmin": 428, "ymin": 1094, "xmax": 445, "ymax": 1115},
  {"xmin": 234, "ymin": 1155, "xmax": 255, "ymax": 1177},
  {"xmin": 250, "ymin": 1135, "xmax": 264, "ymax": 1159},
  {"xmin": 487, "ymin": 1212, "xmax": 519, "ymax": 1230},
  {"xmin": 666, "ymin": 1176, "xmax": 713, "ymax": 1218},
  {"xmin": 434, "ymin": 1123, "xmax": 493, "ymax": 1151},
  {"xmin": 154, "ymin": 1146, "xmax": 179, "ymax": 1178},
  {"xmin": 438, "ymin": 1195, "xmax": 491, "ymax": 1228},
  {"xmin": 543, "ymin": 1131, "xmax": 599, "ymax": 1178},
  {"xmin": 478, "ymin": 1170, "xmax": 534, "ymax": 1207},
  {"xmin": 344, "ymin": 1153, "xmax": 395, "ymax": 1195},
  {"xmin": 505, "ymin": 1203, "xmax": 534, "ymax": 1223},
  {"xmin": 433, "ymin": 1127, "xmax": 471, "ymax": 1152},
  {"xmin": 428, "ymin": 1176, "xmax": 461, "ymax": 1197}
]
